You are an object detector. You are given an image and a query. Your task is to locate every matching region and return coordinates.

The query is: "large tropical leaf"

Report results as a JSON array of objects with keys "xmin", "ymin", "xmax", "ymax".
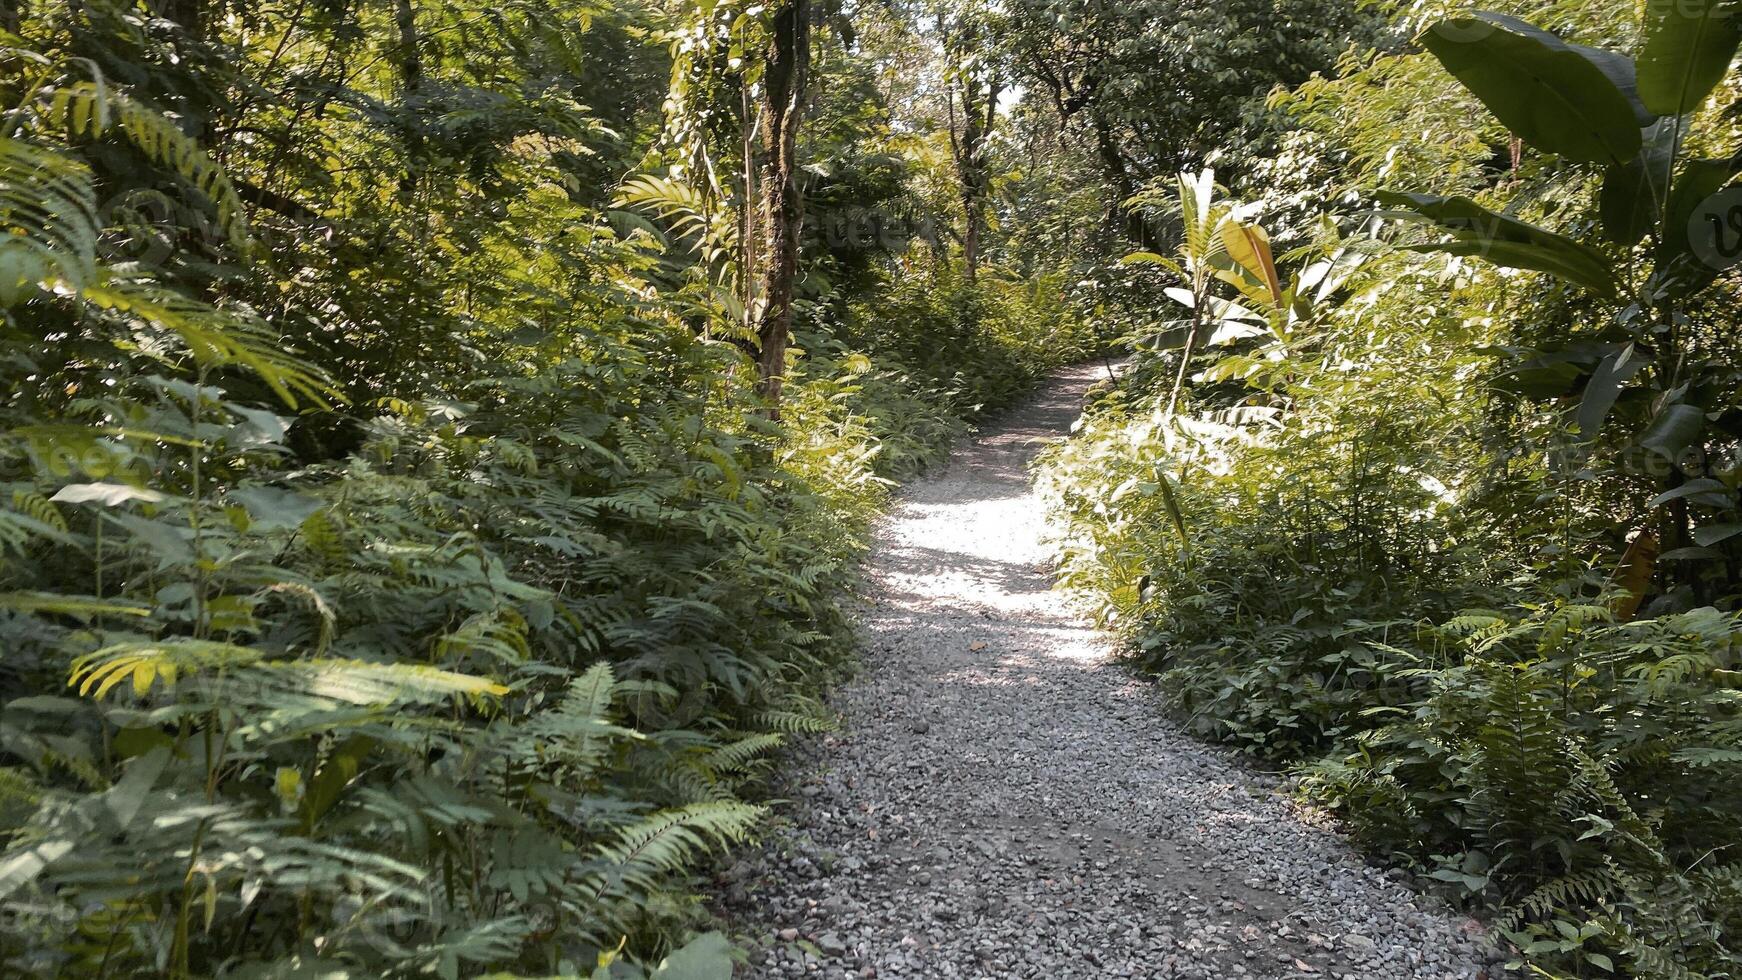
[
  {"xmin": 1219, "ymin": 220, "xmax": 1282, "ymax": 307},
  {"xmin": 1658, "ymin": 158, "xmax": 1742, "ymax": 289},
  {"xmin": 1600, "ymin": 119, "xmax": 1678, "ymax": 245},
  {"xmin": 1637, "ymin": 0, "xmax": 1742, "ymax": 115},
  {"xmin": 1421, "ymin": 13, "xmax": 1646, "ymax": 164},
  {"xmin": 1377, "ymin": 191, "xmax": 1619, "ymax": 296},
  {"xmin": 1576, "ymin": 347, "xmax": 1647, "ymax": 440},
  {"xmin": 650, "ymin": 932, "xmax": 734, "ymax": 980},
  {"xmin": 1641, "ymin": 403, "xmax": 1706, "ymax": 461}
]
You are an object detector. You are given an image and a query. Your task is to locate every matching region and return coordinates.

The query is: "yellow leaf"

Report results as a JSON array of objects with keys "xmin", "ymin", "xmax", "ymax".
[
  {"xmin": 598, "ymin": 936, "xmax": 627, "ymax": 968},
  {"xmin": 1607, "ymin": 530, "xmax": 1658, "ymax": 622},
  {"xmin": 1220, "ymin": 220, "xmax": 1283, "ymax": 307},
  {"xmin": 275, "ymin": 767, "xmax": 304, "ymax": 811},
  {"xmin": 132, "ymin": 661, "xmax": 157, "ymax": 696},
  {"xmin": 94, "ymin": 662, "xmax": 133, "ymax": 700}
]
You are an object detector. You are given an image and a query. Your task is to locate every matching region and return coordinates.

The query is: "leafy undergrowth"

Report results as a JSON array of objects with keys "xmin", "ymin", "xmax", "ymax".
[
  {"xmin": 1041, "ymin": 111, "xmax": 1742, "ymax": 980},
  {"xmin": 1038, "ymin": 2, "xmax": 1742, "ymax": 974},
  {"xmin": 0, "ymin": 38, "xmax": 1087, "ymax": 980},
  {"xmin": 1044, "ymin": 367, "xmax": 1742, "ymax": 978}
]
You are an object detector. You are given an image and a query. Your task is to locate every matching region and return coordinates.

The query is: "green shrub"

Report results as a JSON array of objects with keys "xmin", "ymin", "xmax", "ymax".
[{"xmin": 1045, "ymin": 360, "xmax": 1742, "ymax": 976}]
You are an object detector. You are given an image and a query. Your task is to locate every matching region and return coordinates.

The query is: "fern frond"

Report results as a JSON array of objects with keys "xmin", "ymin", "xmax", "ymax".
[
  {"xmin": 78, "ymin": 275, "xmax": 334, "ymax": 409},
  {"xmin": 599, "ymin": 801, "xmax": 761, "ymax": 875},
  {"xmin": 615, "ymin": 175, "xmax": 719, "ymax": 243},
  {"xmin": 0, "ymin": 136, "xmax": 99, "ymax": 304},
  {"xmin": 704, "ymin": 733, "xmax": 783, "ymax": 774},
  {"xmin": 70, "ymin": 639, "xmax": 262, "ymax": 699},
  {"xmin": 264, "ymin": 658, "xmax": 510, "ymax": 706},
  {"xmin": 1538, "ymin": 603, "xmax": 1612, "ymax": 654},
  {"xmin": 436, "ymin": 609, "xmax": 530, "ymax": 666},
  {"xmin": 1499, "ymin": 865, "xmax": 1625, "ymax": 932},
  {"xmin": 47, "ymin": 82, "xmax": 251, "ymax": 249}
]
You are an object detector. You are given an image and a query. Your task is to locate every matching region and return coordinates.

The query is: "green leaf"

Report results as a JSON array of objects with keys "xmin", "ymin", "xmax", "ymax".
[
  {"xmin": 1660, "ymin": 545, "xmax": 1723, "ymax": 560},
  {"xmin": 1660, "ymin": 159, "xmax": 1739, "ymax": 266},
  {"xmin": 1492, "ymin": 361, "xmax": 1584, "ymax": 398},
  {"xmin": 1426, "ymin": 867, "xmax": 1490, "ymax": 891},
  {"xmin": 1576, "ymin": 348, "xmax": 1645, "ymax": 440},
  {"xmin": 651, "ymin": 932, "xmax": 734, "ymax": 980},
  {"xmin": 1219, "ymin": 220, "xmax": 1283, "ymax": 307},
  {"xmin": 1600, "ymin": 119, "xmax": 1678, "ymax": 245},
  {"xmin": 228, "ymin": 485, "xmax": 325, "ymax": 533},
  {"xmin": 1421, "ymin": 13, "xmax": 1646, "ymax": 164},
  {"xmin": 1658, "ymin": 162, "xmax": 1742, "ymax": 293},
  {"xmin": 0, "ymin": 592, "xmax": 152, "ymax": 617},
  {"xmin": 1650, "ymin": 478, "xmax": 1732, "ymax": 508},
  {"xmin": 1637, "ymin": 0, "xmax": 1742, "ymax": 115},
  {"xmin": 1378, "ymin": 191, "xmax": 1618, "ymax": 296},
  {"xmin": 1693, "ymin": 522, "xmax": 1742, "ymax": 546},
  {"xmin": 299, "ymin": 736, "xmax": 376, "ymax": 832},
  {"xmin": 1639, "ymin": 403, "xmax": 1705, "ymax": 460},
  {"xmin": 96, "ymin": 746, "xmax": 169, "ymax": 830},
  {"xmin": 1153, "ymin": 468, "xmax": 1191, "ymax": 557}
]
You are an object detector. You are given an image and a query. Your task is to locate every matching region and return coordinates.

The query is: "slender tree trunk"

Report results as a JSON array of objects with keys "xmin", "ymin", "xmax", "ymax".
[
  {"xmin": 1166, "ymin": 283, "xmax": 1204, "ymax": 416},
  {"xmin": 753, "ymin": 0, "xmax": 810, "ymax": 415},
  {"xmin": 1, "ymin": 0, "xmax": 22, "ymax": 35},
  {"xmin": 741, "ymin": 83, "xmax": 758, "ymax": 333},
  {"xmin": 943, "ymin": 16, "xmax": 999, "ymax": 285},
  {"xmin": 395, "ymin": 0, "xmax": 422, "ymax": 93},
  {"xmin": 961, "ymin": 187, "xmax": 981, "ymax": 282},
  {"xmin": 395, "ymin": 0, "xmax": 423, "ymax": 197},
  {"xmin": 956, "ymin": 79, "xmax": 998, "ymax": 284}
]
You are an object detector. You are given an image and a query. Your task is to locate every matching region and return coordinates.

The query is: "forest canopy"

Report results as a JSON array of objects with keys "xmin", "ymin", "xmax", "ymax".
[{"xmin": 1, "ymin": 0, "xmax": 1740, "ymax": 977}]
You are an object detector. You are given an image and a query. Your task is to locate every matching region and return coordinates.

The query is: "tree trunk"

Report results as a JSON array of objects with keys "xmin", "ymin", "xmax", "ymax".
[
  {"xmin": 395, "ymin": 0, "xmax": 423, "ymax": 197},
  {"xmin": 943, "ymin": 17, "xmax": 999, "ymax": 285},
  {"xmin": 1, "ymin": 0, "xmax": 22, "ymax": 35},
  {"xmin": 740, "ymin": 83, "xmax": 758, "ymax": 332},
  {"xmin": 955, "ymin": 76, "xmax": 998, "ymax": 284},
  {"xmin": 753, "ymin": 0, "xmax": 810, "ymax": 415}
]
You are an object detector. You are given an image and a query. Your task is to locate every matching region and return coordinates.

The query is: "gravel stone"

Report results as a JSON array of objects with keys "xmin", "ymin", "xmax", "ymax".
[{"xmin": 719, "ymin": 364, "xmax": 1510, "ymax": 979}]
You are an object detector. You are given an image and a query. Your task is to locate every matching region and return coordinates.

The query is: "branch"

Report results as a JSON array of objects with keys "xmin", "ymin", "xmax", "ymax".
[{"xmin": 234, "ymin": 178, "xmax": 323, "ymax": 224}]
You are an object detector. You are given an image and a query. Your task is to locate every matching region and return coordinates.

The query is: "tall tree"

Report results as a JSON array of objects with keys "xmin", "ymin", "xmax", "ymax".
[
  {"xmin": 394, "ymin": 0, "xmax": 423, "ymax": 197},
  {"xmin": 941, "ymin": 9, "xmax": 1001, "ymax": 282},
  {"xmin": 754, "ymin": 0, "xmax": 812, "ymax": 413}
]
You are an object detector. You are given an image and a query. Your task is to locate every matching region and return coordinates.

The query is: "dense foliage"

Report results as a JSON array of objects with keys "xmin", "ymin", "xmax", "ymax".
[
  {"xmin": 0, "ymin": 0, "xmax": 1092, "ymax": 975},
  {"xmin": 13, "ymin": 0, "xmax": 1738, "ymax": 975},
  {"xmin": 1043, "ymin": 2, "xmax": 1742, "ymax": 977}
]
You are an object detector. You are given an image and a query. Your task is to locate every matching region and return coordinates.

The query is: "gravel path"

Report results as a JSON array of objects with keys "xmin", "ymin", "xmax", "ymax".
[{"xmin": 721, "ymin": 363, "xmax": 1505, "ymax": 979}]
